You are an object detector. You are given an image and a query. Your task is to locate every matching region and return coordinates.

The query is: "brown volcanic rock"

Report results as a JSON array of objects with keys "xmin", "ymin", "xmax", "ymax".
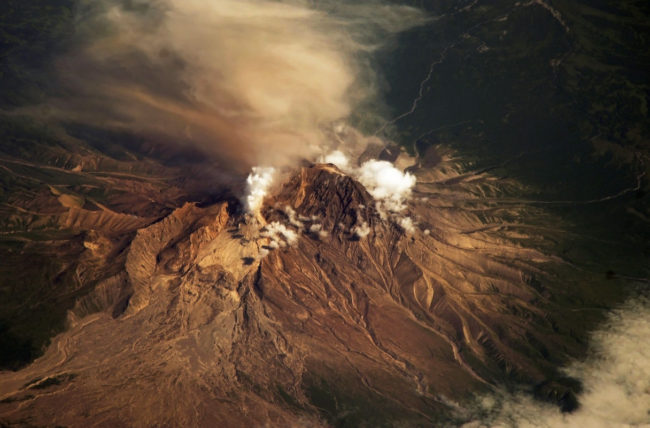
[
  {"xmin": 124, "ymin": 202, "xmax": 230, "ymax": 312},
  {"xmin": 263, "ymin": 164, "xmax": 376, "ymax": 235},
  {"xmin": 0, "ymin": 164, "xmax": 579, "ymax": 426},
  {"xmin": 258, "ymin": 166, "xmax": 482, "ymax": 416}
]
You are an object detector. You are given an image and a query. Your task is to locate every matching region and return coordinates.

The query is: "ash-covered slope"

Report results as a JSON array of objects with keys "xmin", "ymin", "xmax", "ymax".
[{"xmin": 0, "ymin": 164, "xmax": 584, "ymax": 426}]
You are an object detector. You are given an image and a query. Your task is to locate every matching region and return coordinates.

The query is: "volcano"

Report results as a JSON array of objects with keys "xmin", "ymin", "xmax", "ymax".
[
  {"xmin": 0, "ymin": 163, "xmax": 593, "ymax": 426},
  {"xmin": 1, "ymin": 0, "xmax": 648, "ymax": 425}
]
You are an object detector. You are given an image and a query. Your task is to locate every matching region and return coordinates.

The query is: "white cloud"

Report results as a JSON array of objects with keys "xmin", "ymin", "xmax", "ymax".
[
  {"xmin": 320, "ymin": 151, "xmax": 417, "ymax": 215},
  {"xmin": 353, "ymin": 221, "xmax": 371, "ymax": 238},
  {"xmin": 244, "ymin": 166, "xmax": 275, "ymax": 213},
  {"xmin": 318, "ymin": 151, "xmax": 417, "ymax": 235},
  {"xmin": 322, "ymin": 150, "xmax": 350, "ymax": 170},
  {"xmin": 399, "ymin": 216, "xmax": 416, "ymax": 234},
  {"xmin": 356, "ymin": 160, "xmax": 416, "ymax": 212},
  {"xmin": 464, "ymin": 297, "xmax": 650, "ymax": 428},
  {"xmin": 261, "ymin": 221, "xmax": 299, "ymax": 247},
  {"xmin": 309, "ymin": 223, "xmax": 329, "ymax": 239},
  {"xmin": 283, "ymin": 205, "xmax": 304, "ymax": 228}
]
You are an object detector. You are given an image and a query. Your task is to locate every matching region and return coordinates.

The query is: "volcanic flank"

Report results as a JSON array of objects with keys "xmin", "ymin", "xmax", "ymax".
[{"xmin": 0, "ymin": 163, "xmax": 588, "ymax": 426}]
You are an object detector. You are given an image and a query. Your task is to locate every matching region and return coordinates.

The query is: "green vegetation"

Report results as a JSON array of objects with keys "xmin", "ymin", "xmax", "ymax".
[
  {"xmin": 0, "ymin": 0, "xmax": 179, "ymax": 369},
  {"xmin": 275, "ymin": 384, "xmax": 305, "ymax": 411},
  {"xmin": 0, "ymin": 0, "xmax": 75, "ymax": 107},
  {"xmin": 305, "ymin": 374, "xmax": 394, "ymax": 427},
  {"xmin": 375, "ymin": 0, "xmax": 649, "ymax": 281},
  {"xmin": 0, "ymin": 2, "xmax": 646, "ymax": 416},
  {"xmin": 303, "ymin": 369, "xmax": 445, "ymax": 427},
  {"xmin": 0, "ymin": 235, "xmax": 85, "ymax": 370}
]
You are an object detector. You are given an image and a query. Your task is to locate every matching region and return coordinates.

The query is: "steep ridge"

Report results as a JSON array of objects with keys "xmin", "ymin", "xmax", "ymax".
[
  {"xmin": 0, "ymin": 164, "xmax": 584, "ymax": 426},
  {"xmin": 124, "ymin": 202, "xmax": 229, "ymax": 312}
]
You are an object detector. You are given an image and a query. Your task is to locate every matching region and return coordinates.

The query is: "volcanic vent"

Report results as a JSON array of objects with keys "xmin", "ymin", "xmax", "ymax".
[{"xmin": 0, "ymin": 163, "xmax": 579, "ymax": 426}]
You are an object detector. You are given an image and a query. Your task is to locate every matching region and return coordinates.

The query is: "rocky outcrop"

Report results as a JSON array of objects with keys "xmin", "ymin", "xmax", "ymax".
[
  {"xmin": 59, "ymin": 207, "xmax": 152, "ymax": 234},
  {"xmin": 124, "ymin": 202, "xmax": 229, "ymax": 312}
]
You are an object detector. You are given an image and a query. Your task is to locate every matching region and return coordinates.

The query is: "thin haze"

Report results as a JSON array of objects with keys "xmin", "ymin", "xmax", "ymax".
[{"xmin": 48, "ymin": 0, "xmax": 426, "ymax": 172}]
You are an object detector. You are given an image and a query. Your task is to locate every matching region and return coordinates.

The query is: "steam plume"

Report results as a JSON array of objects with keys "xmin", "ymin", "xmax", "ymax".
[
  {"xmin": 322, "ymin": 150, "xmax": 417, "ymax": 218},
  {"xmin": 356, "ymin": 159, "xmax": 416, "ymax": 213},
  {"xmin": 244, "ymin": 166, "xmax": 275, "ymax": 213}
]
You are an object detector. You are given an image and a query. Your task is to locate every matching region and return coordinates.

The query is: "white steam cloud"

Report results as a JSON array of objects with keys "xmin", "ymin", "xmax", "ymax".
[
  {"xmin": 50, "ymin": 0, "xmax": 427, "ymax": 171},
  {"xmin": 465, "ymin": 297, "xmax": 650, "ymax": 428},
  {"xmin": 398, "ymin": 216, "xmax": 416, "ymax": 234},
  {"xmin": 321, "ymin": 150, "xmax": 417, "ymax": 225},
  {"xmin": 356, "ymin": 159, "xmax": 417, "ymax": 213},
  {"xmin": 261, "ymin": 221, "xmax": 299, "ymax": 247},
  {"xmin": 245, "ymin": 166, "xmax": 275, "ymax": 213},
  {"xmin": 353, "ymin": 221, "xmax": 371, "ymax": 239},
  {"xmin": 323, "ymin": 150, "xmax": 351, "ymax": 170}
]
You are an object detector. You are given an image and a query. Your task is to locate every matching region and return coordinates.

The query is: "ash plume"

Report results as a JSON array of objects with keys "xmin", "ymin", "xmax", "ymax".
[{"xmin": 43, "ymin": 0, "xmax": 426, "ymax": 172}]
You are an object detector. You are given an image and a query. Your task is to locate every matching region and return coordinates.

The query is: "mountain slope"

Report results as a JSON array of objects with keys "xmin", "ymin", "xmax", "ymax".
[{"xmin": 0, "ymin": 163, "xmax": 606, "ymax": 426}]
